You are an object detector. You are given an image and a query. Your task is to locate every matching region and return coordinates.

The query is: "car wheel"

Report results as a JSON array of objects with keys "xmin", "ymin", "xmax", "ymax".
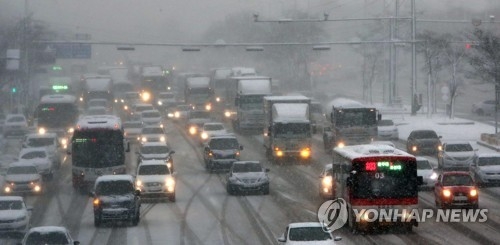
[{"xmin": 94, "ymin": 215, "xmax": 102, "ymax": 227}]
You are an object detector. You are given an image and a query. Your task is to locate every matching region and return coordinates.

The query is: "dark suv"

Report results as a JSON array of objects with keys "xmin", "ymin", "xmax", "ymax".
[
  {"xmin": 203, "ymin": 135, "xmax": 243, "ymax": 172},
  {"xmin": 407, "ymin": 129, "xmax": 442, "ymax": 155},
  {"xmin": 90, "ymin": 175, "xmax": 141, "ymax": 227}
]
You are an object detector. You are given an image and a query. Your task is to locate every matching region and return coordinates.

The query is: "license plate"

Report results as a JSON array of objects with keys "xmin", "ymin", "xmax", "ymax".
[{"xmin": 453, "ymin": 196, "xmax": 468, "ymax": 201}]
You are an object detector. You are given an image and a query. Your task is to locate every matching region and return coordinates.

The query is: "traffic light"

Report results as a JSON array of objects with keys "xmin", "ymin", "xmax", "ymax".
[
  {"xmin": 11, "ymin": 87, "xmax": 16, "ymax": 93},
  {"xmin": 52, "ymin": 65, "xmax": 62, "ymax": 71}
]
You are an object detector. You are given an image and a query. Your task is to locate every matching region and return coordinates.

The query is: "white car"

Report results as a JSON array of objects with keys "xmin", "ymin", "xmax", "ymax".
[
  {"xmin": 0, "ymin": 196, "xmax": 32, "ymax": 234},
  {"xmin": 87, "ymin": 98, "xmax": 110, "ymax": 112},
  {"xmin": 277, "ymin": 222, "xmax": 342, "ymax": 244},
  {"xmin": 472, "ymin": 99, "xmax": 497, "ymax": 116},
  {"xmin": 3, "ymin": 114, "xmax": 29, "ymax": 137},
  {"xmin": 416, "ymin": 157, "xmax": 438, "ymax": 190},
  {"xmin": 470, "ymin": 153, "xmax": 500, "ymax": 186},
  {"xmin": 123, "ymin": 120, "xmax": 143, "ymax": 141},
  {"xmin": 140, "ymin": 109, "xmax": 163, "ymax": 127},
  {"xmin": 20, "ymin": 226, "xmax": 80, "ymax": 245},
  {"xmin": 85, "ymin": 106, "xmax": 108, "ymax": 116},
  {"xmin": 22, "ymin": 133, "xmax": 61, "ymax": 169},
  {"xmin": 138, "ymin": 126, "xmax": 166, "ymax": 144},
  {"xmin": 438, "ymin": 141, "xmax": 476, "ymax": 170},
  {"xmin": 136, "ymin": 142, "xmax": 175, "ymax": 168},
  {"xmin": 18, "ymin": 148, "xmax": 54, "ymax": 178},
  {"xmin": 3, "ymin": 161, "xmax": 43, "ymax": 194},
  {"xmin": 130, "ymin": 103, "xmax": 154, "ymax": 117},
  {"xmin": 199, "ymin": 122, "xmax": 228, "ymax": 144},
  {"xmin": 156, "ymin": 92, "xmax": 177, "ymax": 108},
  {"xmin": 377, "ymin": 119, "xmax": 399, "ymax": 140},
  {"xmin": 135, "ymin": 160, "xmax": 176, "ymax": 202}
]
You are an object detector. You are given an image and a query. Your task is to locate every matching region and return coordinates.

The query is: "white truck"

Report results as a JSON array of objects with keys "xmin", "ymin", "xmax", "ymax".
[
  {"xmin": 185, "ymin": 76, "xmax": 213, "ymax": 111},
  {"xmin": 83, "ymin": 76, "xmax": 113, "ymax": 105},
  {"xmin": 263, "ymin": 95, "xmax": 312, "ymax": 164},
  {"xmin": 227, "ymin": 76, "xmax": 272, "ymax": 131}
]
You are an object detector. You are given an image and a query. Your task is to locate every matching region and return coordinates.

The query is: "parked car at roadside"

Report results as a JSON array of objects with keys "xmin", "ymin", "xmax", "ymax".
[{"xmin": 472, "ymin": 99, "xmax": 497, "ymax": 116}]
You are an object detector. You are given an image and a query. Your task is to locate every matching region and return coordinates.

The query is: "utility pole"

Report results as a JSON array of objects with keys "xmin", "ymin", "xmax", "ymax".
[{"xmin": 411, "ymin": 0, "xmax": 417, "ymax": 115}]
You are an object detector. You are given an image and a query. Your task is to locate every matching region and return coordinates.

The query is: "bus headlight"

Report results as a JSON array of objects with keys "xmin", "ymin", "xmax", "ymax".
[
  {"xmin": 61, "ymin": 138, "xmax": 68, "ymax": 146},
  {"xmin": 322, "ymin": 176, "xmax": 333, "ymax": 187},
  {"xmin": 38, "ymin": 127, "xmax": 46, "ymax": 135},
  {"xmin": 174, "ymin": 112, "xmax": 180, "ymax": 118},
  {"xmin": 224, "ymin": 111, "xmax": 231, "ymax": 118},
  {"xmin": 189, "ymin": 126, "xmax": 197, "ymax": 135},
  {"xmin": 205, "ymin": 104, "xmax": 212, "ymax": 111},
  {"xmin": 337, "ymin": 142, "xmax": 345, "ymax": 148},
  {"xmin": 300, "ymin": 148, "xmax": 311, "ymax": 158},
  {"xmin": 411, "ymin": 146, "xmax": 418, "ymax": 152},
  {"xmin": 68, "ymin": 127, "xmax": 74, "ymax": 133}
]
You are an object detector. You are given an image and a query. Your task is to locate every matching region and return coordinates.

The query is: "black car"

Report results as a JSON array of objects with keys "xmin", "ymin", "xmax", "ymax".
[
  {"xmin": 204, "ymin": 135, "xmax": 243, "ymax": 172},
  {"xmin": 407, "ymin": 129, "xmax": 442, "ymax": 155},
  {"xmin": 90, "ymin": 175, "xmax": 141, "ymax": 227}
]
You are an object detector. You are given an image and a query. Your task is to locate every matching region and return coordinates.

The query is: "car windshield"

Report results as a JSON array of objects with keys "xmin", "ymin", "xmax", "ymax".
[
  {"xmin": 478, "ymin": 157, "xmax": 500, "ymax": 166},
  {"xmin": 232, "ymin": 163, "xmax": 262, "ymax": 173},
  {"xmin": 177, "ymin": 105, "xmax": 191, "ymax": 111},
  {"xmin": 378, "ymin": 120, "xmax": 394, "ymax": 126},
  {"xmin": 413, "ymin": 131, "xmax": 438, "ymax": 138},
  {"xmin": 288, "ymin": 227, "xmax": 332, "ymax": 241},
  {"xmin": 209, "ymin": 138, "xmax": 239, "ymax": 150},
  {"xmin": 25, "ymin": 231, "xmax": 69, "ymax": 245},
  {"xmin": 21, "ymin": 151, "xmax": 47, "ymax": 159},
  {"xmin": 141, "ymin": 145, "xmax": 169, "ymax": 154},
  {"xmin": 142, "ymin": 128, "xmax": 164, "ymax": 134},
  {"xmin": 417, "ymin": 160, "xmax": 432, "ymax": 170},
  {"xmin": 138, "ymin": 164, "xmax": 170, "ymax": 175},
  {"xmin": 8, "ymin": 166, "xmax": 38, "ymax": 175},
  {"xmin": 204, "ymin": 124, "xmax": 224, "ymax": 131},
  {"xmin": 126, "ymin": 93, "xmax": 139, "ymax": 99},
  {"xmin": 96, "ymin": 180, "xmax": 134, "ymax": 195},
  {"xmin": 88, "ymin": 100, "xmax": 107, "ymax": 107},
  {"xmin": 159, "ymin": 93, "xmax": 174, "ymax": 99},
  {"xmin": 442, "ymin": 175, "xmax": 474, "ymax": 186},
  {"xmin": 0, "ymin": 200, "xmax": 23, "ymax": 210},
  {"xmin": 136, "ymin": 106, "xmax": 154, "ymax": 112},
  {"xmin": 190, "ymin": 111, "xmax": 210, "ymax": 119},
  {"xmin": 445, "ymin": 143, "xmax": 473, "ymax": 152},
  {"xmin": 7, "ymin": 116, "xmax": 25, "ymax": 122},
  {"xmin": 142, "ymin": 111, "xmax": 160, "ymax": 118},
  {"xmin": 27, "ymin": 138, "xmax": 54, "ymax": 147}
]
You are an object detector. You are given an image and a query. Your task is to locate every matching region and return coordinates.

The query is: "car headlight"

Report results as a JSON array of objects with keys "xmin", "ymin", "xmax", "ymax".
[
  {"xmin": 216, "ymin": 97, "xmax": 221, "ymax": 102},
  {"xmin": 4, "ymin": 186, "xmax": 11, "ymax": 193},
  {"xmin": 165, "ymin": 178, "xmax": 175, "ymax": 187},
  {"xmin": 61, "ymin": 138, "xmax": 68, "ymax": 145},
  {"xmin": 158, "ymin": 101, "xmax": 163, "ymax": 106},
  {"xmin": 124, "ymin": 105, "xmax": 129, "ymax": 110},
  {"xmin": 205, "ymin": 104, "xmax": 212, "ymax": 111},
  {"xmin": 189, "ymin": 126, "xmax": 197, "ymax": 135},
  {"xmin": 201, "ymin": 132, "xmax": 208, "ymax": 139},
  {"xmin": 470, "ymin": 189, "xmax": 477, "ymax": 197},
  {"xmin": 430, "ymin": 172, "xmax": 438, "ymax": 180},
  {"xmin": 168, "ymin": 113, "xmax": 174, "ymax": 118},
  {"xmin": 68, "ymin": 127, "xmax": 75, "ymax": 133},
  {"xmin": 141, "ymin": 137, "xmax": 147, "ymax": 142},
  {"xmin": 93, "ymin": 198, "xmax": 100, "ymax": 206},
  {"xmin": 38, "ymin": 127, "xmax": 46, "ymax": 135},
  {"xmin": 437, "ymin": 145, "xmax": 443, "ymax": 151},
  {"xmin": 443, "ymin": 189, "xmax": 451, "ymax": 197},
  {"xmin": 174, "ymin": 112, "xmax": 180, "ymax": 118},
  {"xmin": 136, "ymin": 180, "xmax": 142, "ymax": 187},
  {"xmin": 337, "ymin": 142, "xmax": 345, "ymax": 148},
  {"xmin": 411, "ymin": 146, "xmax": 418, "ymax": 152},
  {"xmin": 160, "ymin": 136, "xmax": 166, "ymax": 142},
  {"xmin": 224, "ymin": 111, "xmax": 231, "ymax": 118},
  {"xmin": 114, "ymin": 99, "xmax": 118, "ymax": 103}
]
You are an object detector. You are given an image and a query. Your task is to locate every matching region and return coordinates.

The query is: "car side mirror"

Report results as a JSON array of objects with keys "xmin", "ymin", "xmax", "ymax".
[
  {"xmin": 277, "ymin": 235, "xmax": 286, "ymax": 243},
  {"xmin": 239, "ymin": 145, "xmax": 244, "ymax": 150},
  {"xmin": 417, "ymin": 176, "xmax": 423, "ymax": 186},
  {"xmin": 204, "ymin": 146, "xmax": 210, "ymax": 152},
  {"xmin": 74, "ymin": 241, "xmax": 81, "ymax": 245},
  {"xmin": 89, "ymin": 191, "xmax": 96, "ymax": 198},
  {"xmin": 170, "ymin": 150, "xmax": 176, "ymax": 154},
  {"xmin": 134, "ymin": 189, "xmax": 141, "ymax": 196},
  {"xmin": 265, "ymin": 168, "xmax": 270, "ymax": 172}
]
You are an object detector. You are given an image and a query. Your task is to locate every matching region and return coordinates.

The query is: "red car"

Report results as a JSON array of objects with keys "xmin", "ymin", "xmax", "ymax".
[{"xmin": 434, "ymin": 171, "xmax": 478, "ymax": 209}]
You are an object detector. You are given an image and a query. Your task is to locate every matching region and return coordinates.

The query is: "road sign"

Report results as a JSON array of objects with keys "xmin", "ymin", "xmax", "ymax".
[{"xmin": 51, "ymin": 43, "xmax": 91, "ymax": 59}]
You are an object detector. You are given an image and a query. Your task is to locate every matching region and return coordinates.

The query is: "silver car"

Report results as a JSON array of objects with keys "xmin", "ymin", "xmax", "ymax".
[
  {"xmin": 226, "ymin": 161, "xmax": 270, "ymax": 195},
  {"xmin": 0, "ymin": 196, "xmax": 32, "ymax": 234},
  {"xmin": 470, "ymin": 153, "xmax": 500, "ymax": 186},
  {"xmin": 472, "ymin": 99, "xmax": 497, "ymax": 116},
  {"xmin": 438, "ymin": 141, "xmax": 476, "ymax": 170},
  {"xmin": 3, "ymin": 114, "xmax": 28, "ymax": 137}
]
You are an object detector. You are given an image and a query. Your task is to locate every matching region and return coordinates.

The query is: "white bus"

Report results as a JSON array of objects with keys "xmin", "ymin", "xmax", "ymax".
[{"xmin": 70, "ymin": 115, "xmax": 129, "ymax": 189}]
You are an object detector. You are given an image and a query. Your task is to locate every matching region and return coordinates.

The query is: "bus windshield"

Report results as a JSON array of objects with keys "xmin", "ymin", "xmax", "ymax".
[
  {"xmin": 351, "ymin": 160, "xmax": 418, "ymax": 198},
  {"xmin": 35, "ymin": 103, "xmax": 78, "ymax": 129},
  {"xmin": 72, "ymin": 130, "xmax": 124, "ymax": 168}
]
